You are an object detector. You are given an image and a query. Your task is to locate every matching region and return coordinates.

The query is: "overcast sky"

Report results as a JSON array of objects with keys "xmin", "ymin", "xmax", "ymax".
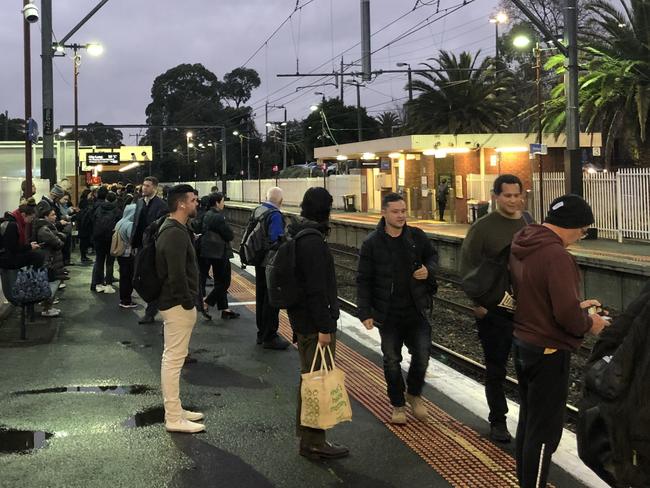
[{"xmin": 2, "ymin": 0, "xmax": 500, "ymax": 141}]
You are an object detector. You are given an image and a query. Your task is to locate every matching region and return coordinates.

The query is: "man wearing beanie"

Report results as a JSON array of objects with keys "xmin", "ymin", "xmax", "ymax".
[{"xmin": 509, "ymin": 194, "xmax": 609, "ymax": 487}]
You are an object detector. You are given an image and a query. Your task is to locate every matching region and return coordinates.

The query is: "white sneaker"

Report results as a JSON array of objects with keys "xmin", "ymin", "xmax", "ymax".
[
  {"xmin": 102, "ymin": 285, "xmax": 116, "ymax": 294},
  {"xmin": 41, "ymin": 308, "xmax": 61, "ymax": 317},
  {"xmin": 165, "ymin": 418, "xmax": 205, "ymax": 433},
  {"xmin": 95, "ymin": 285, "xmax": 105, "ymax": 293},
  {"xmin": 182, "ymin": 410, "xmax": 205, "ymax": 422},
  {"xmin": 58, "ymin": 283, "xmax": 66, "ymax": 290}
]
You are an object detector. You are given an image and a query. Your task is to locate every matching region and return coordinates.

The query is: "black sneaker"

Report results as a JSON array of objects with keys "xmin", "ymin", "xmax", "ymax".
[
  {"xmin": 299, "ymin": 441, "xmax": 349, "ymax": 460},
  {"xmin": 263, "ymin": 336, "xmax": 291, "ymax": 350},
  {"xmin": 138, "ymin": 315, "xmax": 156, "ymax": 325},
  {"xmin": 490, "ymin": 423, "xmax": 512, "ymax": 443}
]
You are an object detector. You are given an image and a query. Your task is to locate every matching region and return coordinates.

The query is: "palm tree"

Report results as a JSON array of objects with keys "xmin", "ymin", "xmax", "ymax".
[
  {"xmin": 543, "ymin": 0, "xmax": 650, "ymax": 165},
  {"xmin": 407, "ymin": 50, "xmax": 518, "ymax": 134},
  {"xmin": 375, "ymin": 111, "xmax": 401, "ymax": 137}
]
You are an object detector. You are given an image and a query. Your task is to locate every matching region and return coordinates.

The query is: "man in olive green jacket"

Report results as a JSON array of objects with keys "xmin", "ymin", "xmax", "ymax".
[{"xmin": 156, "ymin": 184, "xmax": 204, "ymax": 434}]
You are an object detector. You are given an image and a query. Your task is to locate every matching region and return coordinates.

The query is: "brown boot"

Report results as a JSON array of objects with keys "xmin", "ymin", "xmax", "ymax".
[
  {"xmin": 406, "ymin": 393, "xmax": 428, "ymax": 421},
  {"xmin": 391, "ymin": 406, "xmax": 407, "ymax": 424}
]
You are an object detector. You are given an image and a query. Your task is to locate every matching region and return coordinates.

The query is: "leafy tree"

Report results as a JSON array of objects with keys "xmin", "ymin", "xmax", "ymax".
[
  {"xmin": 407, "ymin": 51, "xmax": 518, "ymax": 134},
  {"xmin": 219, "ymin": 67, "xmax": 261, "ymax": 109},
  {"xmin": 302, "ymin": 98, "xmax": 380, "ymax": 158},
  {"xmin": 542, "ymin": 0, "xmax": 650, "ymax": 165},
  {"xmin": 65, "ymin": 122, "xmax": 123, "ymax": 146},
  {"xmin": 375, "ymin": 111, "xmax": 401, "ymax": 137},
  {"xmin": 0, "ymin": 113, "xmax": 25, "ymax": 141}
]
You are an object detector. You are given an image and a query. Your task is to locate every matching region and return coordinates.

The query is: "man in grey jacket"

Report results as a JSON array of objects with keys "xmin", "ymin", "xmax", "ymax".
[{"xmin": 156, "ymin": 184, "xmax": 204, "ymax": 434}]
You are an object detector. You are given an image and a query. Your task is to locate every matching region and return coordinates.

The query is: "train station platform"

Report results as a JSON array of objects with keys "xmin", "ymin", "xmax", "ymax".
[
  {"xmin": 0, "ymin": 261, "xmax": 608, "ymax": 487},
  {"xmin": 225, "ymin": 201, "xmax": 650, "ymax": 269}
]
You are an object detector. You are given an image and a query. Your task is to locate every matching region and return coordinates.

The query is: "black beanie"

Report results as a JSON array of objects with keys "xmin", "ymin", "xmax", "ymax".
[{"xmin": 544, "ymin": 194, "xmax": 594, "ymax": 229}]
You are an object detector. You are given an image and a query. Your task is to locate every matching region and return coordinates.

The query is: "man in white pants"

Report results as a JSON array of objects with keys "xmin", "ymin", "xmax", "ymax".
[{"xmin": 155, "ymin": 184, "xmax": 204, "ymax": 433}]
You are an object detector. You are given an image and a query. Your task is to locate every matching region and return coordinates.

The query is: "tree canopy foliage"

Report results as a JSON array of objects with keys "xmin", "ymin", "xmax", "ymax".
[{"xmin": 406, "ymin": 51, "xmax": 518, "ymax": 134}]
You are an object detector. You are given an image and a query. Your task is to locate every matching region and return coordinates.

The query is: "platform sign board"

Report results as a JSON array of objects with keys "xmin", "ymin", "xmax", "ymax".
[
  {"xmin": 529, "ymin": 143, "xmax": 548, "ymax": 155},
  {"xmin": 86, "ymin": 153, "xmax": 120, "ymax": 165}
]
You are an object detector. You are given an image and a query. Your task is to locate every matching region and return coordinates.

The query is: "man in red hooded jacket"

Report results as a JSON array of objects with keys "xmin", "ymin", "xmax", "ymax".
[
  {"xmin": 509, "ymin": 194, "xmax": 609, "ymax": 488},
  {"xmin": 0, "ymin": 204, "xmax": 43, "ymax": 269}
]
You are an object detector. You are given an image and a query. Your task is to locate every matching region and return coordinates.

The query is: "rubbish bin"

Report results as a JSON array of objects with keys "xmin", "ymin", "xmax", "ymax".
[
  {"xmin": 477, "ymin": 201, "xmax": 489, "ymax": 219},
  {"xmin": 343, "ymin": 194, "xmax": 356, "ymax": 212}
]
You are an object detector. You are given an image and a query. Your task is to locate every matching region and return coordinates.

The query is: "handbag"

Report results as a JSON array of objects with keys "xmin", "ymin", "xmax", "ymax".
[
  {"xmin": 300, "ymin": 345, "xmax": 353, "ymax": 430},
  {"xmin": 200, "ymin": 230, "xmax": 226, "ymax": 260},
  {"xmin": 110, "ymin": 230, "xmax": 126, "ymax": 257},
  {"xmin": 13, "ymin": 266, "xmax": 52, "ymax": 304},
  {"xmin": 461, "ymin": 244, "xmax": 515, "ymax": 313}
]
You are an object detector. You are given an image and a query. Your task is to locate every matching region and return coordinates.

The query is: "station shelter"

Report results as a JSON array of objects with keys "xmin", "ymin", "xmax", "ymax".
[{"xmin": 314, "ymin": 133, "xmax": 601, "ymax": 223}]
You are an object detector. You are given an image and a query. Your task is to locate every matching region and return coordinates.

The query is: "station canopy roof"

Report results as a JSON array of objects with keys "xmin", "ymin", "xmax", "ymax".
[{"xmin": 314, "ymin": 133, "xmax": 602, "ymax": 160}]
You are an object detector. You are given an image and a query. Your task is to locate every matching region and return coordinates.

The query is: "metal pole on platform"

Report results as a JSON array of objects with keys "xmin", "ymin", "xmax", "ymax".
[{"xmin": 23, "ymin": 0, "xmax": 34, "ymax": 199}]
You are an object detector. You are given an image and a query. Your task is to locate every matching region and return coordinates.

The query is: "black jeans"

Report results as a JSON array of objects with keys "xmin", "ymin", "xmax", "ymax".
[
  {"xmin": 477, "ymin": 311, "xmax": 514, "ymax": 425},
  {"xmin": 91, "ymin": 240, "xmax": 114, "ymax": 287},
  {"xmin": 296, "ymin": 332, "xmax": 336, "ymax": 447},
  {"xmin": 514, "ymin": 340, "xmax": 570, "ymax": 488},
  {"xmin": 117, "ymin": 255, "xmax": 134, "ymax": 304},
  {"xmin": 79, "ymin": 236, "xmax": 91, "ymax": 260},
  {"xmin": 255, "ymin": 266, "xmax": 280, "ymax": 342},
  {"xmin": 200, "ymin": 257, "xmax": 231, "ymax": 310},
  {"xmin": 378, "ymin": 311, "xmax": 432, "ymax": 407},
  {"xmin": 438, "ymin": 200, "xmax": 446, "ymax": 220}
]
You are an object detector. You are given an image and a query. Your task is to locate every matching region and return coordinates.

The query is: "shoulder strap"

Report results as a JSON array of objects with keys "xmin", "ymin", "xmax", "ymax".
[{"xmin": 294, "ymin": 228, "xmax": 322, "ymax": 240}]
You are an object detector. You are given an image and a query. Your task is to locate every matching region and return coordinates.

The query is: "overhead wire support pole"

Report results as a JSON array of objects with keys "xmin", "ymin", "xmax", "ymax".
[
  {"xmin": 23, "ymin": 0, "xmax": 33, "ymax": 199},
  {"xmin": 360, "ymin": 0, "xmax": 371, "ymax": 81},
  {"xmin": 564, "ymin": 0, "xmax": 582, "ymax": 195},
  {"xmin": 58, "ymin": 0, "xmax": 110, "ymax": 45}
]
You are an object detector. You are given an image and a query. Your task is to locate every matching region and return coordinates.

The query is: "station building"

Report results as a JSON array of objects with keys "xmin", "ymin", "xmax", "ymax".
[{"xmin": 314, "ymin": 133, "xmax": 602, "ymax": 223}]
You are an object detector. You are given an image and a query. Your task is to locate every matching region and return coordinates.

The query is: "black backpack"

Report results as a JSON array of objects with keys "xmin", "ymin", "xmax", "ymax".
[
  {"xmin": 93, "ymin": 205, "xmax": 118, "ymax": 242},
  {"xmin": 0, "ymin": 219, "xmax": 9, "ymax": 252},
  {"xmin": 265, "ymin": 228, "xmax": 321, "ymax": 309},
  {"xmin": 461, "ymin": 244, "xmax": 515, "ymax": 313},
  {"xmin": 239, "ymin": 208, "xmax": 280, "ymax": 267},
  {"xmin": 132, "ymin": 217, "xmax": 169, "ymax": 303}
]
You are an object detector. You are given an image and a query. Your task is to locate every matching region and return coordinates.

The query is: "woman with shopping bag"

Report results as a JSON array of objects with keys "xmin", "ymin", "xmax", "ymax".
[{"xmin": 286, "ymin": 187, "xmax": 351, "ymax": 460}]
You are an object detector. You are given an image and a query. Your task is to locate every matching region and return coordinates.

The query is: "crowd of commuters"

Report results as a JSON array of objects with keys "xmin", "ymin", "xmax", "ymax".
[{"xmin": 2, "ymin": 173, "xmax": 644, "ymax": 487}]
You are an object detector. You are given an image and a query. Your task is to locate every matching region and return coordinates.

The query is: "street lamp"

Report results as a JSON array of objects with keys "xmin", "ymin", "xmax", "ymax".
[
  {"xmin": 185, "ymin": 131, "xmax": 192, "ymax": 181},
  {"xmin": 396, "ymin": 62, "xmax": 413, "ymax": 102},
  {"xmin": 489, "ymin": 12, "xmax": 508, "ymax": 60},
  {"xmin": 55, "ymin": 42, "xmax": 103, "ymax": 204},
  {"xmin": 514, "ymin": 34, "xmax": 546, "ymax": 220}
]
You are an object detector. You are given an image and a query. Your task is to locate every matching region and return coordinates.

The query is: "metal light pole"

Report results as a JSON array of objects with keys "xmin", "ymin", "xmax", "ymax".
[
  {"xmin": 489, "ymin": 12, "xmax": 508, "ymax": 63},
  {"xmin": 23, "ymin": 0, "xmax": 34, "ymax": 199},
  {"xmin": 535, "ymin": 43, "xmax": 545, "ymax": 221},
  {"xmin": 256, "ymin": 154, "xmax": 261, "ymax": 202},
  {"xmin": 73, "ymin": 47, "xmax": 80, "ymax": 204}
]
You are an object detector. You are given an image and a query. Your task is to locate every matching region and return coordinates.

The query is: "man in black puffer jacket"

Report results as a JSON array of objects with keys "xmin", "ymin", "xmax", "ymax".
[
  {"xmin": 357, "ymin": 192, "xmax": 438, "ymax": 425},
  {"xmin": 287, "ymin": 187, "xmax": 348, "ymax": 461}
]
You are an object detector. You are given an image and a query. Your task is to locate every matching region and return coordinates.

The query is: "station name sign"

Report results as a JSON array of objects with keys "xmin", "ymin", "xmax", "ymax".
[{"xmin": 86, "ymin": 152, "xmax": 120, "ymax": 165}]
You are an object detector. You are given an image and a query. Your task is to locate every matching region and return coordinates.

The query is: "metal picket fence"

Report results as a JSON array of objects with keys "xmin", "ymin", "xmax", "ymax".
[{"xmin": 532, "ymin": 169, "xmax": 650, "ymax": 242}]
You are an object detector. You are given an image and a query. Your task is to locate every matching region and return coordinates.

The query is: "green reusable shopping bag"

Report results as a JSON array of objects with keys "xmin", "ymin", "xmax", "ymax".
[{"xmin": 300, "ymin": 344, "xmax": 353, "ymax": 430}]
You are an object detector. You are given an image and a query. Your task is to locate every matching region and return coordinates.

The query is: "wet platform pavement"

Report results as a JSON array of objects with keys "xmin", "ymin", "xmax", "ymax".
[{"xmin": 0, "ymin": 263, "xmax": 602, "ymax": 487}]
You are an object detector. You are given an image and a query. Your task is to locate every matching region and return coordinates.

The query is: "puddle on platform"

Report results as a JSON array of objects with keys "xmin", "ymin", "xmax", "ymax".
[
  {"xmin": 14, "ymin": 385, "xmax": 154, "ymax": 396},
  {"xmin": 0, "ymin": 427, "xmax": 54, "ymax": 454}
]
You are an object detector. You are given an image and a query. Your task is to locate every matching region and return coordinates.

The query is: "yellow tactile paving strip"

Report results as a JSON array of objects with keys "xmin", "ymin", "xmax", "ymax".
[{"xmin": 229, "ymin": 273, "xmax": 553, "ymax": 487}]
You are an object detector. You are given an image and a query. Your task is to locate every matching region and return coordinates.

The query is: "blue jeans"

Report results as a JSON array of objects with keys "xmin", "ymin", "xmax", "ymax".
[{"xmin": 378, "ymin": 312, "xmax": 432, "ymax": 407}]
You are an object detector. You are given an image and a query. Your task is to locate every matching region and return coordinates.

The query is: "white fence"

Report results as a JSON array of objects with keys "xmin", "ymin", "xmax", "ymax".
[
  {"xmin": 532, "ymin": 169, "xmax": 650, "ymax": 241},
  {"xmin": 466, "ymin": 174, "xmax": 499, "ymax": 201},
  {"xmin": 226, "ymin": 175, "xmax": 362, "ymax": 210}
]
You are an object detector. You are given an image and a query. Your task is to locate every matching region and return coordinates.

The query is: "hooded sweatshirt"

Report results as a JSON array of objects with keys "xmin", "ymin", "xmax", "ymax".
[
  {"xmin": 115, "ymin": 204, "xmax": 136, "ymax": 243},
  {"xmin": 509, "ymin": 224, "xmax": 593, "ymax": 351}
]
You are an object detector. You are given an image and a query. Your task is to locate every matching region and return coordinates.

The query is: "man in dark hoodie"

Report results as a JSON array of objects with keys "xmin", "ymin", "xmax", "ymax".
[
  {"xmin": 288, "ymin": 187, "xmax": 348, "ymax": 460},
  {"xmin": 89, "ymin": 188, "xmax": 121, "ymax": 293},
  {"xmin": 357, "ymin": 192, "xmax": 438, "ymax": 425},
  {"xmin": 509, "ymin": 194, "xmax": 609, "ymax": 488}
]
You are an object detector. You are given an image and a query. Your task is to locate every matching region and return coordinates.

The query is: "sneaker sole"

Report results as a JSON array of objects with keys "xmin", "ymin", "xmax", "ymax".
[{"xmin": 165, "ymin": 426, "xmax": 205, "ymax": 433}]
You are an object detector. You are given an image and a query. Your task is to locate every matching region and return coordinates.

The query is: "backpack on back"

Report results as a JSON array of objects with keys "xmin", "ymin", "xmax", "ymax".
[
  {"xmin": 132, "ymin": 217, "xmax": 168, "ymax": 303},
  {"xmin": 239, "ymin": 208, "xmax": 279, "ymax": 267},
  {"xmin": 265, "ymin": 228, "xmax": 321, "ymax": 309},
  {"xmin": 461, "ymin": 244, "xmax": 515, "ymax": 313},
  {"xmin": 93, "ymin": 205, "xmax": 117, "ymax": 242},
  {"xmin": 0, "ymin": 219, "xmax": 9, "ymax": 253}
]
